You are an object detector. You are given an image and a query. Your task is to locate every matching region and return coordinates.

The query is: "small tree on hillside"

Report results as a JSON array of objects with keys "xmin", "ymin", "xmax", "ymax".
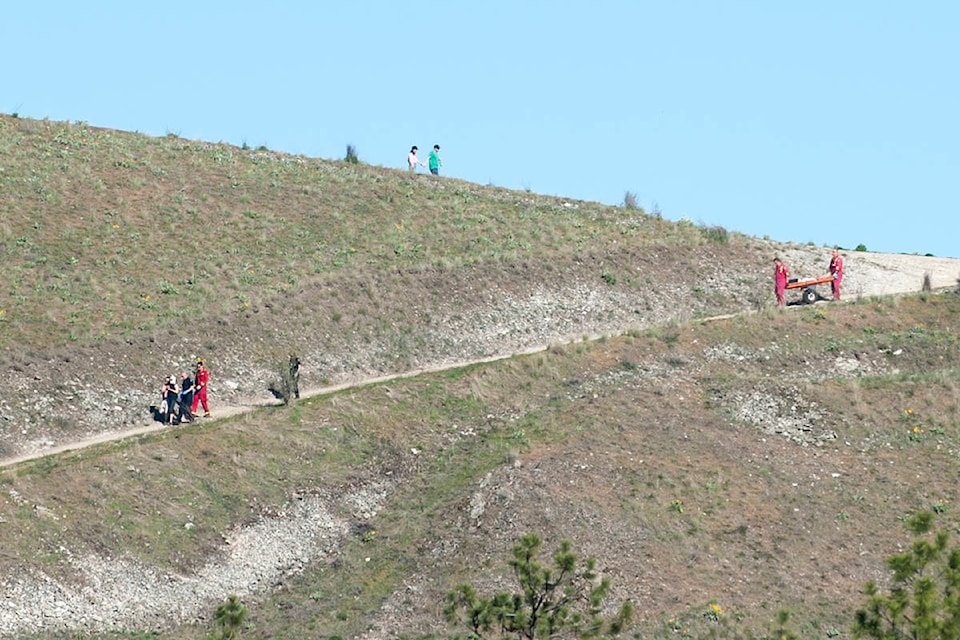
[
  {"xmin": 444, "ymin": 532, "xmax": 633, "ymax": 639},
  {"xmin": 211, "ymin": 594, "xmax": 247, "ymax": 639},
  {"xmin": 853, "ymin": 512, "xmax": 960, "ymax": 640}
]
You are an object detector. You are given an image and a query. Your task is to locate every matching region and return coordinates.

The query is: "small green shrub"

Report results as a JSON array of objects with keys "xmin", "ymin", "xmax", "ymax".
[
  {"xmin": 345, "ymin": 144, "xmax": 359, "ymax": 164},
  {"xmin": 267, "ymin": 356, "xmax": 299, "ymax": 405},
  {"xmin": 853, "ymin": 512, "xmax": 960, "ymax": 639},
  {"xmin": 660, "ymin": 329, "xmax": 680, "ymax": 346},
  {"xmin": 855, "ymin": 244, "xmax": 868, "ymax": 252},
  {"xmin": 702, "ymin": 225, "xmax": 729, "ymax": 244}
]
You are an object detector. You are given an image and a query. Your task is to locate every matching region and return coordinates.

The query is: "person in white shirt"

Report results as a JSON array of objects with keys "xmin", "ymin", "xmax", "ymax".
[{"xmin": 407, "ymin": 146, "xmax": 425, "ymax": 172}]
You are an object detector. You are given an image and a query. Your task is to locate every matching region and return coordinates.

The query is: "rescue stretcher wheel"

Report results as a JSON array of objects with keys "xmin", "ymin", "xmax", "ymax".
[{"xmin": 802, "ymin": 288, "xmax": 817, "ymax": 304}]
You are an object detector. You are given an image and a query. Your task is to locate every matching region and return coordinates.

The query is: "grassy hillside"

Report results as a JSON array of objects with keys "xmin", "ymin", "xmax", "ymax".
[
  {"xmin": 1, "ymin": 116, "xmax": 958, "ymax": 639},
  {"xmin": 0, "ymin": 115, "xmax": 737, "ymax": 349},
  {"xmin": 0, "ymin": 115, "xmax": 770, "ymax": 460},
  {"xmin": 0, "ymin": 294, "xmax": 958, "ymax": 638}
]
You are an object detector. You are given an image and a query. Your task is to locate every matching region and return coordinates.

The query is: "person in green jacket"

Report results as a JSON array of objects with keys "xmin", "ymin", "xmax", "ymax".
[{"xmin": 428, "ymin": 145, "xmax": 442, "ymax": 175}]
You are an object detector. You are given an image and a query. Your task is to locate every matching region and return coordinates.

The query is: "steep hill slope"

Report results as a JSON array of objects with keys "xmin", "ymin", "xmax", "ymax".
[
  {"xmin": 2, "ymin": 116, "xmax": 957, "ymax": 465},
  {"xmin": 0, "ymin": 117, "xmax": 959, "ymax": 639},
  {"xmin": 1, "ymin": 294, "xmax": 958, "ymax": 639},
  {"xmin": 0, "ymin": 115, "xmax": 760, "ymax": 460}
]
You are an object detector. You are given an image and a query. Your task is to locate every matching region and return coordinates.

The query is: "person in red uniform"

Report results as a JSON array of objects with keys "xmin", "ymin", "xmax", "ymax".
[
  {"xmin": 774, "ymin": 258, "xmax": 790, "ymax": 306},
  {"xmin": 191, "ymin": 358, "xmax": 211, "ymax": 417},
  {"xmin": 829, "ymin": 248, "xmax": 844, "ymax": 300}
]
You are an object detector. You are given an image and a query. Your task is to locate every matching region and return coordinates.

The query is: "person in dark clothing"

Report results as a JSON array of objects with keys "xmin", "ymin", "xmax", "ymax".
[
  {"xmin": 178, "ymin": 371, "xmax": 195, "ymax": 423},
  {"xmin": 289, "ymin": 353, "xmax": 302, "ymax": 399},
  {"xmin": 162, "ymin": 375, "xmax": 178, "ymax": 425},
  {"xmin": 157, "ymin": 377, "xmax": 170, "ymax": 423}
]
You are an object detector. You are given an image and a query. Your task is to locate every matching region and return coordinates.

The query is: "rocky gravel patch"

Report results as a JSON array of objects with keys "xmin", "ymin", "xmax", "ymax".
[
  {"xmin": 0, "ymin": 484, "xmax": 388, "ymax": 636},
  {"xmin": 727, "ymin": 385, "xmax": 838, "ymax": 447}
]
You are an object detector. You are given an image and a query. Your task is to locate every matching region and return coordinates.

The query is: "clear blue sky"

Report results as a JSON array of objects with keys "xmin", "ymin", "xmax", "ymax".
[{"xmin": 3, "ymin": 2, "xmax": 957, "ymax": 257}]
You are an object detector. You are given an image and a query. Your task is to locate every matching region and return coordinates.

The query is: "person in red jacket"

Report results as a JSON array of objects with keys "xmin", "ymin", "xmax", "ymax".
[
  {"xmin": 829, "ymin": 248, "xmax": 844, "ymax": 300},
  {"xmin": 774, "ymin": 258, "xmax": 790, "ymax": 306},
  {"xmin": 191, "ymin": 358, "xmax": 211, "ymax": 417}
]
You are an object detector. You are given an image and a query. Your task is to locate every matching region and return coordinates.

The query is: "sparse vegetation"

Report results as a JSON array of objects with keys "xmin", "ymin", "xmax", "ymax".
[
  {"xmin": 702, "ymin": 224, "xmax": 729, "ymax": 243},
  {"xmin": 266, "ymin": 356, "xmax": 297, "ymax": 405},
  {"xmin": 854, "ymin": 512, "xmax": 960, "ymax": 640},
  {"xmin": 0, "ymin": 115, "xmax": 714, "ymax": 352},
  {"xmin": 212, "ymin": 595, "xmax": 247, "ymax": 639},
  {"xmin": 0, "ymin": 290, "xmax": 956, "ymax": 638},
  {"xmin": 0, "ymin": 115, "xmax": 958, "ymax": 639},
  {"xmin": 444, "ymin": 533, "xmax": 633, "ymax": 639}
]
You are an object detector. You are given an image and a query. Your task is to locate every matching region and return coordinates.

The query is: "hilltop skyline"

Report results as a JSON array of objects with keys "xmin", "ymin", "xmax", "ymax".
[{"xmin": 3, "ymin": 1, "xmax": 957, "ymax": 257}]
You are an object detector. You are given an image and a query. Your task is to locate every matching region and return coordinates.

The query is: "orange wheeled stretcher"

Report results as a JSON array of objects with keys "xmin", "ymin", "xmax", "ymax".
[{"xmin": 785, "ymin": 275, "xmax": 833, "ymax": 304}]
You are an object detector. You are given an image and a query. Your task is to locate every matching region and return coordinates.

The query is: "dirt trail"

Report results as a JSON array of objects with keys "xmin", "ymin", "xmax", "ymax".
[
  {"xmin": 2, "ymin": 250, "xmax": 957, "ymax": 470},
  {"xmin": 0, "ymin": 346, "xmax": 552, "ymax": 468}
]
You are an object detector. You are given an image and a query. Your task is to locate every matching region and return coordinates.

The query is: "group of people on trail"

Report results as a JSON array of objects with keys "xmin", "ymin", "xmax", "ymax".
[
  {"xmin": 159, "ymin": 359, "xmax": 211, "ymax": 425},
  {"xmin": 407, "ymin": 145, "xmax": 442, "ymax": 175},
  {"xmin": 157, "ymin": 353, "xmax": 306, "ymax": 426},
  {"xmin": 773, "ymin": 248, "xmax": 844, "ymax": 306}
]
